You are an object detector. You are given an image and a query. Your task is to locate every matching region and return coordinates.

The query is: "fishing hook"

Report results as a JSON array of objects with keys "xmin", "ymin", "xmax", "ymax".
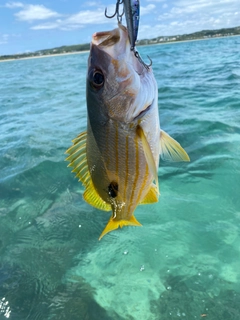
[
  {"xmin": 105, "ymin": 0, "xmax": 125, "ymax": 23},
  {"xmin": 134, "ymin": 50, "xmax": 152, "ymax": 70},
  {"xmin": 105, "ymin": 0, "xmax": 152, "ymax": 69}
]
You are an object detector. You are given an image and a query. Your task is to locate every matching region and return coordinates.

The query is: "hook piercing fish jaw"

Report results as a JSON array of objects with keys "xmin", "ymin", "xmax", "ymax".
[
  {"xmin": 134, "ymin": 49, "xmax": 152, "ymax": 70},
  {"xmin": 105, "ymin": 0, "xmax": 152, "ymax": 69}
]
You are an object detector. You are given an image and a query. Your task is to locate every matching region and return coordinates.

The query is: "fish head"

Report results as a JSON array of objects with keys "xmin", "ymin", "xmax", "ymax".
[{"xmin": 87, "ymin": 23, "xmax": 158, "ymax": 123}]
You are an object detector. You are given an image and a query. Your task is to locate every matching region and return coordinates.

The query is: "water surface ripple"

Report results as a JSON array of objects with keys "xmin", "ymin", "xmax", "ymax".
[{"xmin": 0, "ymin": 37, "xmax": 240, "ymax": 319}]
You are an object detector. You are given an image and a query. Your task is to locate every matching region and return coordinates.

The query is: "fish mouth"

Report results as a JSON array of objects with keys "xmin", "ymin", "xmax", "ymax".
[
  {"xmin": 92, "ymin": 29, "xmax": 121, "ymax": 47},
  {"xmin": 91, "ymin": 24, "xmax": 128, "ymax": 49}
]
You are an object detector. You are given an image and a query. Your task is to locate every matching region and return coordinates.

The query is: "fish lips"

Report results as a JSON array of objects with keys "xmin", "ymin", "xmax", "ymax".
[{"xmin": 91, "ymin": 24, "xmax": 128, "ymax": 56}]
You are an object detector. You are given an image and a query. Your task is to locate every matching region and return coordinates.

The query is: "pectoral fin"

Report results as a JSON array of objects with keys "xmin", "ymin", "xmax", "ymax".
[
  {"xmin": 136, "ymin": 125, "xmax": 159, "ymax": 194},
  {"xmin": 99, "ymin": 215, "xmax": 142, "ymax": 240},
  {"xmin": 160, "ymin": 130, "xmax": 190, "ymax": 162},
  {"xmin": 65, "ymin": 131, "xmax": 111, "ymax": 212}
]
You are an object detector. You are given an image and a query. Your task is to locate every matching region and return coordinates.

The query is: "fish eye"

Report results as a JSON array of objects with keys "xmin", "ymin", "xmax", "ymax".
[{"xmin": 90, "ymin": 69, "xmax": 104, "ymax": 89}]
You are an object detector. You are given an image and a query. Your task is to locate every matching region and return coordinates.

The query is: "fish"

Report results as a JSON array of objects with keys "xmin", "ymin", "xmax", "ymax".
[{"xmin": 65, "ymin": 23, "xmax": 190, "ymax": 240}]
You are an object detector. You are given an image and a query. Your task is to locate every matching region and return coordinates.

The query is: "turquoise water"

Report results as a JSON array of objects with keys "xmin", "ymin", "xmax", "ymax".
[{"xmin": 0, "ymin": 36, "xmax": 240, "ymax": 319}]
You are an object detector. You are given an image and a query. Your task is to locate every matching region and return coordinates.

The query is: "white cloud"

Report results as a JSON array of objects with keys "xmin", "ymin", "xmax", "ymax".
[
  {"xmin": 0, "ymin": 34, "xmax": 9, "ymax": 45},
  {"xmin": 5, "ymin": 2, "xmax": 24, "ymax": 8},
  {"xmin": 31, "ymin": 22, "xmax": 60, "ymax": 30},
  {"xmin": 6, "ymin": 2, "xmax": 113, "ymax": 30},
  {"xmin": 5, "ymin": 0, "xmax": 240, "ymax": 38},
  {"xmin": 141, "ymin": 4, "xmax": 156, "ymax": 15},
  {"xmin": 83, "ymin": 1, "xmax": 100, "ymax": 6},
  {"xmin": 65, "ymin": 10, "xmax": 106, "ymax": 25},
  {"xmin": 31, "ymin": 8, "xmax": 113, "ymax": 31},
  {"xmin": 164, "ymin": 0, "xmax": 239, "ymax": 16},
  {"xmin": 154, "ymin": 0, "xmax": 240, "ymax": 35},
  {"xmin": 139, "ymin": 14, "xmax": 240, "ymax": 39},
  {"xmin": 15, "ymin": 4, "xmax": 60, "ymax": 21}
]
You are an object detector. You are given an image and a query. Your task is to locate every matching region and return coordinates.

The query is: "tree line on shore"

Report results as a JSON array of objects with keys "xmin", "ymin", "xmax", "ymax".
[{"xmin": 1, "ymin": 26, "xmax": 240, "ymax": 61}]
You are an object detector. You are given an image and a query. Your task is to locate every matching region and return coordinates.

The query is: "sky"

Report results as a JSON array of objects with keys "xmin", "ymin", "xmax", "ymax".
[{"xmin": 0, "ymin": 0, "xmax": 239, "ymax": 55}]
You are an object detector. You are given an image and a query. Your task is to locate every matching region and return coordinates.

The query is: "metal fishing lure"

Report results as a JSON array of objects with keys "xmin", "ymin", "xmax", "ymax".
[{"xmin": 123, "ymin": 0, "xmax": 140, "ymax": 51}]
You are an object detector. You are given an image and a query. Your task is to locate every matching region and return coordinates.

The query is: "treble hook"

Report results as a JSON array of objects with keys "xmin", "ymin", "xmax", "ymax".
[
  {"xmin": 124, "ymin": 0, "xmax": 152, "ymax": 69},
  {"xmin": 105, "ymin": 0, "xmax": 125, "ymax": 23},
  {"xmin": 134, "ymin": 49, "xmax": 152, "ymax": 70},
  {"xmin": 105, "ymin": 0, "xmax": 152, "ymax": 69}
]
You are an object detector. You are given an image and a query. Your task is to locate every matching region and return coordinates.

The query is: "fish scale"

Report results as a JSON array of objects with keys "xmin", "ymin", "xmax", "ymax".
[{"xmin": 89, "ymin": 119, "xmax": 152, "ymax": 220}]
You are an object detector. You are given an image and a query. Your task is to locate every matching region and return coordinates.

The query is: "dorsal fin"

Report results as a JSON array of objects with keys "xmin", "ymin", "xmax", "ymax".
[
  {"xmin": 160, "ymin": 130, "xmax": 190, "ymax": 162},
  {"xmin": 65, "ymin": 131, "xmax": 111, "ymax": 211}
]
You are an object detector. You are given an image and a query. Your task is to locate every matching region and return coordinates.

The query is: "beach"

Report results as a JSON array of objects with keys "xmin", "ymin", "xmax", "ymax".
[
  {"xmin": 0, "ymin": 50, "xmax": 89, "ymax": 63},
  {"xmin": 1, "ymin": 34, "xmax": 239, "ymax": 63}
]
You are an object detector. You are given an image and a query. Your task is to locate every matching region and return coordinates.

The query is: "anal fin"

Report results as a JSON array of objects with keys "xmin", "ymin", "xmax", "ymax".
[
  {"xmin": 83, "ymin": 180, "xmax": 111, "ymax": 212},
  {"xmin": 140, "ymin": 184, "xmax": 159, "ymax": 204}
]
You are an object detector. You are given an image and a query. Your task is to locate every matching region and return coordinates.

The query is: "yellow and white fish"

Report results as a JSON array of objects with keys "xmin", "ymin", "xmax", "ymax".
[{"xmin": 66, "ymin": 24, "xmax": 189, "ymax": 240}]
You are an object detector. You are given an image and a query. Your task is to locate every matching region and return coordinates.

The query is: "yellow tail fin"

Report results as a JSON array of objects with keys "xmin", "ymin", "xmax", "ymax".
[{"xmin": 99, "ymin": 215, "xmax": 142, "ymax": 240}]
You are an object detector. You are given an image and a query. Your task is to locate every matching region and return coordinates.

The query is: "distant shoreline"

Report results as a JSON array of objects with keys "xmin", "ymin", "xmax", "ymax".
[
  {"xmin": 0, "ymin": 50, "xmax": 89, "ymax": 63},
  {"xmin": 1, "ymin": 34, "xmax": 239, "ymax": 63},
  {"xmin": 154, "ymin": 34, "xmax": 240, "ymax": 46}
]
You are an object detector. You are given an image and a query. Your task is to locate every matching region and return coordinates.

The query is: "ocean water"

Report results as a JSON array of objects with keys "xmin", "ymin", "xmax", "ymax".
[{"xmin": 0, "ymin": 35, "xmax": 240, "ymax": 320}]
